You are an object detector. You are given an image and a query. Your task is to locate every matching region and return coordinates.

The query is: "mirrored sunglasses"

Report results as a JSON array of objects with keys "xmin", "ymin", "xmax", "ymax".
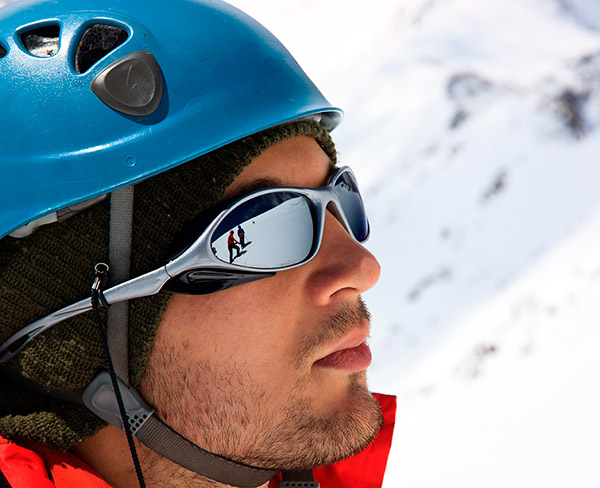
[{"xmin": 0, "ymin": 166, "xmax": 369, "ymax": 363}]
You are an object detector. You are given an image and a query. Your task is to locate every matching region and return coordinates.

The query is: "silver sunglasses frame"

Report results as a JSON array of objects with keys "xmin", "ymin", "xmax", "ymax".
[{"xmin": 0, "ymin": 166, "xmax": 368, "ymax": 364}]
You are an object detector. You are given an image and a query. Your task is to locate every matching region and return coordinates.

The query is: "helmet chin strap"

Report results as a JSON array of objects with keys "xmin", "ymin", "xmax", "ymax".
[
  {"xmin": 95, "ymin": 189, "xmax": 315, "ymax": 487},
  {"xmin": 82, "ymin": 372, "xmax": 318, "ymax": 487},
  {"xmin": 82, "ymin": 372, "xmax": 277, "ymax": 487},
  {"xmin": 107, "ymin": 186, "xmax": 134, "ymax": 385}
]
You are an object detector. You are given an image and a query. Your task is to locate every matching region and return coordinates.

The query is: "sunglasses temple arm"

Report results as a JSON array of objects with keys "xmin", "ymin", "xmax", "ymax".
[{"xmin": 0, "ymin": 267, "xmax": 170, "ymax": 364}]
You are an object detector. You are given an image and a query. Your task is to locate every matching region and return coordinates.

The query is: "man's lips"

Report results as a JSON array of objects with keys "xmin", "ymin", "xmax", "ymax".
[{"xmin": 313, "ymin": 324, "xmax": 372, "ymax": 372}]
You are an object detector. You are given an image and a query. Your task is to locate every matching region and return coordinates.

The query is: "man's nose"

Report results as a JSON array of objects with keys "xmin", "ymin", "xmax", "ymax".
[{"xmin": 307, "ymin": 210, "xmax": 381, "ymax": 306}]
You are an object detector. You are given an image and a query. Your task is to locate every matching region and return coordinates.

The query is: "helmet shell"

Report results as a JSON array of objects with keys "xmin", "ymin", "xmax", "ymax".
[{"xmin": 0, "ymin": 0, "xmax": 342, "ymax": 238}]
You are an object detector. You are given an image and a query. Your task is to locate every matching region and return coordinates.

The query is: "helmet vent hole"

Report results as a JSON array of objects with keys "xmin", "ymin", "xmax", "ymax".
[
  {"xmin": 0, "ymin": 43, "xmax": 6, "ymax": 59},
  {"xmin": 75, "ymin": 24, "xmax": 128, "ymax": 73},
  {"xmin": 20, "ymin": 25, "xmax": 60, "ymax": 57}
]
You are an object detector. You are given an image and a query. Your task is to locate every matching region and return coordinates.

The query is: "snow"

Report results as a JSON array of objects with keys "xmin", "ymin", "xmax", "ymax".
[
  {"xmin": 226, "ymin": 1, "xmax": 600, "ymax": 486},
  {"xmin": 385, "ymin": 214, "xmax": 600, "ymax": 486},
  {"xmin": 2, "ymin": 0, "xmax": 600, "ymax": 486}
]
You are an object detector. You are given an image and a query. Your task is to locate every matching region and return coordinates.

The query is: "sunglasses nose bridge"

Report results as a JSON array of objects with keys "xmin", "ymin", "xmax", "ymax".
[{"xmin": 324, "ymin": 198, "xmax": 354, "ymax": 239}]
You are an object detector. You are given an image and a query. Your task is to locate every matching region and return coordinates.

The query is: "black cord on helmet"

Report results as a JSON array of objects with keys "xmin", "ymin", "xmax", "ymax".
[
  {"xmin": 91, "ymin": 263, "xmax": 147, "ymax": 488},
  {"xmin": 90, "ymin": 263, "xmax": 316, "ymax": 488}
]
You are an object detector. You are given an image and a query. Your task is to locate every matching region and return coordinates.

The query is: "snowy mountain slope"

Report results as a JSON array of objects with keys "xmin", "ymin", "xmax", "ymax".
[
  {"xmin": 229, "ymin": 0, "xmax": 600, "ymax": 486},
  {"xmin": 384, "ymin": 215, "xmax": 600, "ymax": 487},
  {"xmin": 231, "ymin": 0, "xmax": 600, "ymax": 376}
]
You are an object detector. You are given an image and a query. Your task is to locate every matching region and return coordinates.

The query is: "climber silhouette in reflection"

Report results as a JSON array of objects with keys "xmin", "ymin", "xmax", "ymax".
[
  {"xmin": 237, "ymin": 224, "xmax": 247, "ymax": 248},
  {"xmin": 228, "ymin": 230, "xmax": 242, "ymax": 263}
]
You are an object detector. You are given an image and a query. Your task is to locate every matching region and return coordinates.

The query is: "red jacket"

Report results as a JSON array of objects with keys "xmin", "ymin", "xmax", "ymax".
[{"xmin": 0, "ymin": 394, "xmax": 395, "ymax": 488}]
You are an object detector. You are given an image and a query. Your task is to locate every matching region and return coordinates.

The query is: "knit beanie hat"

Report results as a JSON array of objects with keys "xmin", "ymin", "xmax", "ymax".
[{"xmin": 0, "ymin": 120, "xmax": 337, "ymax": 450}]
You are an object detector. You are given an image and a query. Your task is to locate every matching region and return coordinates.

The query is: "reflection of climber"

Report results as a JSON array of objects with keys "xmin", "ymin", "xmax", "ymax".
[
  {"xmin": 237, "ymin": 224, "xmax": 246, "ymax": 248},
  {"xmin": 228, "ymin": 230, "xmax": 241, "ymax": 263}
]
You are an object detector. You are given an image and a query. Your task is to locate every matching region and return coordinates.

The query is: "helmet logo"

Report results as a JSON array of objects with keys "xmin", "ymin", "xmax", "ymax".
[{"xmin": 91, "ymin": 51, "xmax": 163, "ymax": 116}]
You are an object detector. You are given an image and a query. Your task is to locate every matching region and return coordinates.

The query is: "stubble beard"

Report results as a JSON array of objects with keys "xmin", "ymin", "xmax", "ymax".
[{"xmin": 139, "ymin": 299, "xmax": 383, "ymax": 484}]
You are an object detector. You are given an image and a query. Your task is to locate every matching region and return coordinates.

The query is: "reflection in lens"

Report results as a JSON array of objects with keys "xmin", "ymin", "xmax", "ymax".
[
  {"xmin": 334, "ymin": 172, "xmax": 369, "ymax": 241},
  {"xmin": 211, "ymin": 192, "xmax": 314, "ymax": 269}
]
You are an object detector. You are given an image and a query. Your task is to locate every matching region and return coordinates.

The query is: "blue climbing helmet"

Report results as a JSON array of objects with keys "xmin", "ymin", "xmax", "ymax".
[{"xmin": 0, "ymin": 0, "xmax": 341, "ymax": 240}]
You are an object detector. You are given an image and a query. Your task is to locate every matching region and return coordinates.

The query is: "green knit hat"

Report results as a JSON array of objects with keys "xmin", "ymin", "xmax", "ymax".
[{"xmin": 0, "ymin": 120, "xmax": 337, "ymax": 450}]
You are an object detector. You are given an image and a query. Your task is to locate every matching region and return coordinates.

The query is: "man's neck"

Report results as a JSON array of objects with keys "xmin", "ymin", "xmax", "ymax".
[{"xmin": 70, "ymin": 425, "xmax": 269, "ymax": 488}]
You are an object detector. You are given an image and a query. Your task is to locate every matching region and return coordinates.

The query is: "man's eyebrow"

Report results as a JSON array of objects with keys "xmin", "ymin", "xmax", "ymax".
[
  {"xmin": 224, "ymin": 177, "xmax": 286, "ymax": 202},
  {"xmin": 224, "ymin": 158, "xmax": 337, "ymax": 202}
]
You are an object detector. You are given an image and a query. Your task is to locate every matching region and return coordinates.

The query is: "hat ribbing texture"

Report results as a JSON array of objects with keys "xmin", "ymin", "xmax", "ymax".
[{"xmin": 0, "ymin": 121, "xmax": 337, "ymax": 449}]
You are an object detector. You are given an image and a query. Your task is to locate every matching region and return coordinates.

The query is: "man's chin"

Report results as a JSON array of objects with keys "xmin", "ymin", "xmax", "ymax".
[
  {"xmin": 249, "ymin": 379, "xmax": 383, "ymax": 471},
  {"xmin": 319, "ymin": 377, "xmax": 384, "ymax": 462},
  {"xmin": 317, "ymin": 391, "xmax": 383, "ymax": 467}
]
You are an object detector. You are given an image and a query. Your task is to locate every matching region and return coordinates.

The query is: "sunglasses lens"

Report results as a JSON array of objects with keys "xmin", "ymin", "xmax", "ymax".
[
  {"xmin": 334, "ymin": 171, "xmax": 369, "ymax": 242},
  {"xmin": 210, "ymin": 192, "xmax": 314, "ymax": 269}
]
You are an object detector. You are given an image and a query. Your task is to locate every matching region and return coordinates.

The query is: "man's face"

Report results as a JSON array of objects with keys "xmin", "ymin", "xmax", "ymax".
[{"xmin": 140, "ymin": 135, "xmax": 382, "ymax": 470}]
